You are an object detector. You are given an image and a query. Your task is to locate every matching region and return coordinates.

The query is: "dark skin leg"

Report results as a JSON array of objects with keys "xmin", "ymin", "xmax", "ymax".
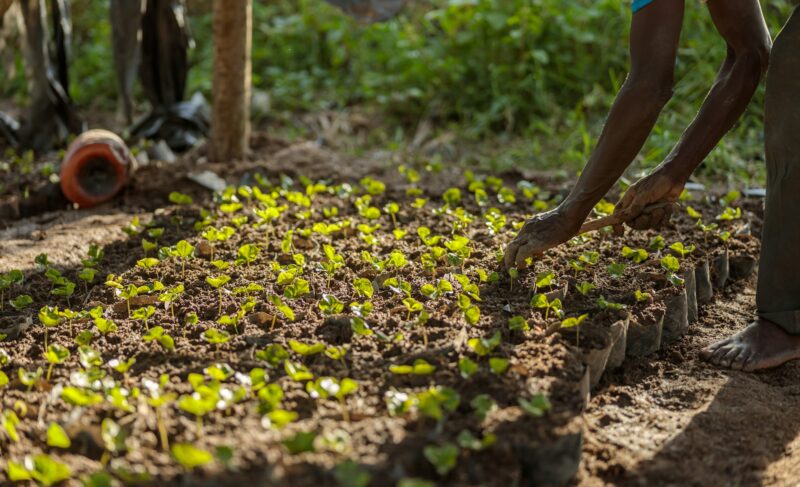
[
  {"xmin": 700, "ymin": 319, "xmax": 800, "ymax": 371},
  {"xmin": 503, "ymin": 0, "xmax": 770, "ymax": 269}
]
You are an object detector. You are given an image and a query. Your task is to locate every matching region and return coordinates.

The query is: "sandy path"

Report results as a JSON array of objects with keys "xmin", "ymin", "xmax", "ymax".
[{"xmin": 580, "ymin": 276, "xmax": 800, "ymax": 486}]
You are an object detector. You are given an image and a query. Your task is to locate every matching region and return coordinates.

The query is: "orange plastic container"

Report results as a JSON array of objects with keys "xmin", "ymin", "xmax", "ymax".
[{"xmin": 60, "ymin": 129, "xmax": 135, "ymax": 208}]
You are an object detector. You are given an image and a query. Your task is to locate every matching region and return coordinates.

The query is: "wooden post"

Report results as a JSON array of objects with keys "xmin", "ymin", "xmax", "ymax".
[{"xmin": 209, "ymin": 0, "xmax": 251, "ymax": 162}]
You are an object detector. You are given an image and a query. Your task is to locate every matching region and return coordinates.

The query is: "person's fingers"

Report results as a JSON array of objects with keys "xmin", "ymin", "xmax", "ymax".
[
  {"xmin": 515, "ymin": 240, "xmax": 544, "ymax": 269},
  {"xmin": 504, "ymin": 239, "xmax": 522, "ymax": 269}
]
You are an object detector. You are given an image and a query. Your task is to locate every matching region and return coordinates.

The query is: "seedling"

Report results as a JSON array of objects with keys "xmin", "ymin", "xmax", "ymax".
[
  {"xmin": 143, "ymin": 375, "xmax": 176, "ymax": 450},
  {"xmin": 289, "ymin": 339, "xmax": 326, "ymax": 356},
  {"xmin": 203, "ymin": 328, "xmax": 231, "ymax": 353},
  {"xmin": 9, "ymin": 294, "xmax": 32, "ymax": 310},
  {"xmin": 143, "ymin": 326, "xmax": 175, "ymax": 351},
  {"xmin": 519, "ymin": 393, "xmax": 552, "ymax": 417},
  {"xmin": 457, "ymin": 294, "xmax": 480, "ymax": 326},
  {"xmin": 319, "ymin": 245, "xmax": 345, "ymax": 287},
  {"xmin": 236, "ymin": 243, "xmax": 261, "ymax": 267},
  {"xmin": 352, "ymin": 278, "xmax": 374, "ymax": 299},
  {"xmin": 424, "ymin": 443, "xmax": 458, "ymax": 476},
  {"xmin": 306, "ymin": 377, "xmax": 359, "ymax": 421},
  {"xmin": 420, "ymin": 279, "xmax": 453, "ymax": 299},
  {"xmin": 621, "ymin": 246, "xmax": 648, "ymax": 264},
  {"xmin": 508, "ymin": 316, "xmax": 530, "ymax": 332},
  {"xmin": 6, "ymin": 454, "xmax": 72, "ymax": 486},
  {"xmin": 174, "ymin": 240, "xmax": 194, "ymax": 278},
  {"xmin": 660, "ymin": 255, "xmax": 684, "ymax": 286},
  {"xmin": 389, "ymin": 359, "xmax": 436, "ymax": 375},
  {"xmin": 530, "ymin": 294, "xmax": 562, "ymax": 320},
  {"xmin": 402, "ymin": 297, "xmax": 424, "ymax": 321},
  {"xmin": 648, "ymin": 235, "xmax": 666, "ymax": 251},
  {"xmin": 318, "ymin": 294, "xmax": 345, "ymax": 315},
  {"xmin": 669, "ymin": 242, "xmax": 696, "ymax": 258},
  {"xmin": 45, "ymin": 344, "xmax": 70, "ymax": 381},
  {"xmin": 717, "ymin": 206, "xmax": 742, "ymax": 221},
  {"xmin": 47, "ymin": 423, "xmax": 71, "ymax": 449},
  {"xmin": 560, "ymin": 314, "xmax": 589, "ymax": 346},
  {"xmin": 467, "ymin": 331, "xmax": 501, "ymax": 356},
  {"xmin": 132, "ymin": 306, "xmax": 156, "ymax": 330},
  {"xmin": 635, "ymin": 289, "xmax": 653, "ymax": 303},
  {"xmin": 607, "ymin": 262, "xmax": 626, "ymax": 279},
  {"xmin": 172, "ymin": 443, "xmax": 213, "ymax": 470},
  {"xmin": 159, "ymin": 284, "xmax": 184, "ymax": 319},
  {"xmin": 268, "ymin": 295, "xmax": 295, "ymax": 330},
  {"xmin": 206, "ymin": 274, "xmax": 231, "ymax": 316},
  {"xmin": 576, "ymin": 281, "xmax": 596, "ymax": 296},
  {"xmin": 38, "ymin": 305, "xmax": 63, "ymax": 348},
  {"xmin": 597, "ymin": 296, "xmax": 625, "ymax": 311},
  {"xmin": 0, "ymin": 270, "xmax": 24, "ymax": 310},
  {"xmin": 458, "ymin": 357, "xmax": 479, "ymax": 378}
]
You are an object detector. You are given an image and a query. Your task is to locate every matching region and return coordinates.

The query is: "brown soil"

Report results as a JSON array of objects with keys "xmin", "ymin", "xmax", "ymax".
[{"xmin": 0, "ymin": 137, "xmax": 792, "ymax": 487}]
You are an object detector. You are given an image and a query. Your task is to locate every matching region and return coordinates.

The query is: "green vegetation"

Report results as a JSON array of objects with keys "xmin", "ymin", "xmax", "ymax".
[{"xmin": 3, "ymin": 1, "xmax": 793, "ymax": 179}]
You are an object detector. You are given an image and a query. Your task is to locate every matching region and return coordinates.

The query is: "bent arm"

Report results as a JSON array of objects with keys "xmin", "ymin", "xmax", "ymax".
[
  {"xmin": 557, "ymin": 0, "xmax": 685, "ymax": 222},
  {"xmin": 653, "ymin": 0, "xmax": 771, "ymax": 187}
]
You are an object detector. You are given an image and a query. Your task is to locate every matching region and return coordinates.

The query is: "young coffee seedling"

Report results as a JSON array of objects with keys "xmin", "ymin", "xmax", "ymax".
[
  {"xmin": 206, "ymin": 274, "xmax": 231, "ymax": 316},
  {"xmin": 530, "ymin": 294, "xmax": 562, "ymax": 320},
  {"xmin": 44, "ymin": 344, "xmax": 70, "ymax": 381},
  {"xmin": 306, "ymin": 377, "xmax": 359, "ymax": 421},
  {"xmin": 560, "ymin": 314, "xmax": 589, "ymax": 346}
]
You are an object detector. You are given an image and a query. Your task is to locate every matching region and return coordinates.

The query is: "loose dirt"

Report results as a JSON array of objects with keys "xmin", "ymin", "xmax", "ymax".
[{"xmin": 1, "ymin": 137, "xmax": 798, "ymax": 486}]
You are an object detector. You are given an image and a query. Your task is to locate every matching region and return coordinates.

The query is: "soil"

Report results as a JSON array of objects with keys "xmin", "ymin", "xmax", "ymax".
[{"xmin": 0, "ymin": 136, "xmax": 793, "ymax": 487}]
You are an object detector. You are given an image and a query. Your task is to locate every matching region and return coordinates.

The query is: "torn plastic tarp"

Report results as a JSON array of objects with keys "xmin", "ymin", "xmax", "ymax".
[
  {"xmin": 110, "ymin": 0, "xmax": 209, "ymax": 152},
  {"xmin": 0, "ymin": 0, "xmax": 83, "ymax": 151}
]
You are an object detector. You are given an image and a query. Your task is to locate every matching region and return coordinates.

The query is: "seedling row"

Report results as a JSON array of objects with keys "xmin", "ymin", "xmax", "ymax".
[{"xmin": 0, "ymin": 168, "xmax": 758, "ymax": 486}]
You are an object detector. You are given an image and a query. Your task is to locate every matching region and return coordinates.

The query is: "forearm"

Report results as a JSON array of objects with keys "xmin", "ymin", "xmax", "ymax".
[
  {"xmin": 656, "ymin": 49, "xmax": 766, "ymax": 185},
  {"xmin": 559, "ymin": 77, "xmax": 670, "ymax": 220}
]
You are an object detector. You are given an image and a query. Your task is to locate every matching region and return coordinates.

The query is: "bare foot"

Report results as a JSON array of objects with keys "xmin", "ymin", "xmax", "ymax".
[{"xmin": 700, "ymin": 318, "xmax": 800, "ymax": 371}]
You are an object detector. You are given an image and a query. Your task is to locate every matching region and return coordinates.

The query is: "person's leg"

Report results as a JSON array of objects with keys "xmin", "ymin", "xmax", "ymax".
[{"xmin": 702, "ymin": 5, "xmax": 800, "ymax": 371}]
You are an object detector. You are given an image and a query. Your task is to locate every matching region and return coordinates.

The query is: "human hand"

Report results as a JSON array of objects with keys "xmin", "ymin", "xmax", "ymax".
[
  {"xmin": 503, "ymin": 209, "xmax": 582, "ymax": 269},
  {"xmin": 613, "ymin": 170, "xmax": 683, "ymax": 231}
]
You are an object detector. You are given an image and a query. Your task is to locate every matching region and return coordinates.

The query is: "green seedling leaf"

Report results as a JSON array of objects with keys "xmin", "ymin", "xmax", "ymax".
[
  {"xmin": 423, "ymin": 443, "xmax": 459, "ymax": 476},
  {"xmin": 457, "ymin": 429, "xmax": 496, "ymax": 451},
  {"xmin": 172, "ymin": 443, "xmax": 213, "ymax": 470},
  {"xmin": 560, "ymin": 314, "xmax": 589, "ymax": 329},
  {"xmin": 468, "ymin": 331, "xmax": 501, "ymax": 356},
  {"xmin": 535, "ymin": 272, "xmax": 556, "ymax": 288},
  {"xmin": 576, "ymin": 281, "xmax": 596, "ymax": 296},
  {"xmin": 458, "ymin": 357, "xmax": 478, "ymax": 378},
  {"xmin": 607, "ymin": 262, "xmax": 626, "ymax": 279},
  {"xmin": 621, "ymin": 246, "xmax": 648, "ymax": 264},
  {"xmin": 47, "ymin": 423, "xmax": 71, "ymax": 449},
  {"xmin": 352, "ymin": 278, "xmax": 374, "ymax": 298},
  {"xmin": 389, "ymin": 359, "xmax": 436, "ymax": 375},
  {"xmin": 471, "ymin": 394, "xmax": 497, "ymax": 421},
  {"xmin": 489, "ymin": 357, "xmax": 510, "ymax": 374},
  {"xmin": 282, "ymin": 431, "xmax": 317, "ymax": 455},
  {"xmin": 661, "ymin": 255, "xmax": 681, "ymax": 273},
  {"xmin": 648, "ymin": 235, "xmax": 666, "ymax": 251},
  {"xmin": 669, "ymin": 242, "xmax": 696, "ymax": 258},
  {"xmin": 508, "ymin": 316, "xmax": 529, "ymax": 332},
  {"xmin": 9, "ymin": 294, "xmax": 33, "ymax": 310},
  {"xmin": 519, "ymin": 393, "xmax": 552, "ymax": 417},
  {"xmin": 334, "ymin": 459, "xmax": 371, "ymax": 487},
  {"xmin": 169, "ymin": 191, "xmax": 193, "ymax": 205},
  {"xmin": 289, "ymin": 339, "xmax": 326, "ymax": 356},
  {"xmin": 284, "ymin": 361, "xmax": 313, "ymax": 382}
]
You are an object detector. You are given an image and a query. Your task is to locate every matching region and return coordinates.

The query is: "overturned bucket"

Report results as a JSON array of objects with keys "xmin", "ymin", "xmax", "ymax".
[{"xmin": 60, "ymin": 129, "xmax": 135, "ymax": 208}]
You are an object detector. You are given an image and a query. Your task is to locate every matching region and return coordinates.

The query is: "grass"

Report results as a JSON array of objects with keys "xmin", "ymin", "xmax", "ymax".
[{"xmin": 1, "ymin": 0, "xmax": 795, "ymax": 184}]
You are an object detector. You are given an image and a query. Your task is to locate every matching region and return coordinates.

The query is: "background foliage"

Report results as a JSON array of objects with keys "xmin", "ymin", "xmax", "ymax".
[{"xmin": 1, "ymin": 0, "xmax": 795, "ymax": 183}]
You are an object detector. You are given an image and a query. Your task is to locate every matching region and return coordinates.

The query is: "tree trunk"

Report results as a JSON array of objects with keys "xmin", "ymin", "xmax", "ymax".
[{"xmin": 209, "ymin": 0, "xmax": 251, "ymax": 162}]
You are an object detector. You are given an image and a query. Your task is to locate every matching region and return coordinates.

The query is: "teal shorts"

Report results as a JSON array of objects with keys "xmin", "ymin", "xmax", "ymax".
[{"xmin": 632, "ymin": 0, "xmax": 656, "ymax": 12}]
